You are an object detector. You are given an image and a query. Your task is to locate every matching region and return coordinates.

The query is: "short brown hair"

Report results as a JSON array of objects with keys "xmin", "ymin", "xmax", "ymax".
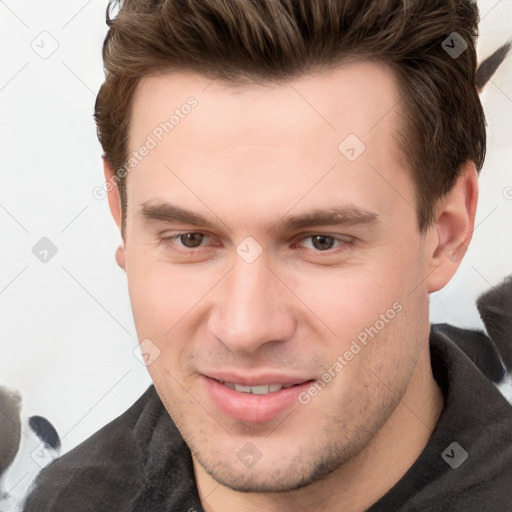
[{"xmin": 94, "ymin": 0, "xmax": 486, "ymax": 234}]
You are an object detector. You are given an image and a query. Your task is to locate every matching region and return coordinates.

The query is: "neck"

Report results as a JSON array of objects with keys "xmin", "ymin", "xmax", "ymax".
[{"xmin": 194, "ymin": 346, "xmax": 444, "ymax": 512}]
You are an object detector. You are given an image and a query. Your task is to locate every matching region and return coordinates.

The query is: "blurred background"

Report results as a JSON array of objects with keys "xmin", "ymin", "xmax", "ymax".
[{"xmin": 0, "ymin": 0, "xmax": 510, "ymax": 481}]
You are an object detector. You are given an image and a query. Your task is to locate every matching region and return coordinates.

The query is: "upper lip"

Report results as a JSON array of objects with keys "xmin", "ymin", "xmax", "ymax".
[{"xmin": 203, "ymin": 371, "xmax": 314, "ymax": 386}]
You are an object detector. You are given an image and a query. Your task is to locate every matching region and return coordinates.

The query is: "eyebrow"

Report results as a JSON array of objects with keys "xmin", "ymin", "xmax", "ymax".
[
  {"xmin": 139, "ymin": 201, "xmax": 380, "ymax": 233},
  {"xmin": 270, "ymin": 206, "xmax": 380, "ymax": 232}
]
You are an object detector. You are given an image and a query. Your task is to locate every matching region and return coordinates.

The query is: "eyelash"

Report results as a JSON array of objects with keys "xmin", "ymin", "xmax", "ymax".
[{"xmin": 160, "ymin": 231, "xmax": 353, "ymax": 255}]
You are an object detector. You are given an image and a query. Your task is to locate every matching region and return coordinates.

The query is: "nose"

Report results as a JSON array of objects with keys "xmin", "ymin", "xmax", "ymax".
[{"xmin": 208, "ymin": 254, "xmax": 296, "ymax": 354}]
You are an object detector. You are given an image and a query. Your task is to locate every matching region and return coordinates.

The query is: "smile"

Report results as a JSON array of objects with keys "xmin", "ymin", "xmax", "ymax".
[{"xmin": 220, "ymin": 382, "xmax": 297, "ymax": 394}]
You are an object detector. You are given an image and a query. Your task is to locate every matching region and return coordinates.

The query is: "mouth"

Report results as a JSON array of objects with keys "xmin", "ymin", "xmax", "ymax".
[
  {"xmin": 218, "ymin": 381, "xmax": 302, "ymax": 394},
  {"xmin": 203, "ymin": 377, "xmax": 316, "ymax": 423}
]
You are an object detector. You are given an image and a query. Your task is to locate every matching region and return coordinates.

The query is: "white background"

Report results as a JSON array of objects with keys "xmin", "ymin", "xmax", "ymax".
[{"xmin": 1, "ymin": 0, "xmax": 511, "ymax": 457}]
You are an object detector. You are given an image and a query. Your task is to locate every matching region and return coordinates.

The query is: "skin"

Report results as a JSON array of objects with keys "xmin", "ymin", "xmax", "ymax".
[{"xmin": 105, "ymin": 61, "xmax": 478, "ymax": 511}]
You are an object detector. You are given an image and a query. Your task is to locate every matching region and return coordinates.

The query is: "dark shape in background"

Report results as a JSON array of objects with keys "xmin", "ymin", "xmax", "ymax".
[{"xmin": 476, "ymin": 41, "xmax": 511, "ymax": 90}]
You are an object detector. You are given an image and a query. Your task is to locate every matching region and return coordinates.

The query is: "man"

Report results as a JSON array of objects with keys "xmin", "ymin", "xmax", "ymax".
[{"xmin": 22, "ymin": 0, "xmax": 512, "ymax": 510}]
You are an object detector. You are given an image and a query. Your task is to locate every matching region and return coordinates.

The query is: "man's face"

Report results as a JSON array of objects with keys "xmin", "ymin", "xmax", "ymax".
[{"xmin": 123, "ymin": 61, "xmax": 431, "ymax": 492}]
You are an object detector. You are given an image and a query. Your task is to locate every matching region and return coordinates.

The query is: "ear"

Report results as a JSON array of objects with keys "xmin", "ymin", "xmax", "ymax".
[
  {"xmin": 425, "ymin": 162, "xmax": 479, "ymax": 293},
  {"xmin": 115, "ymin": 242, "xmax": 126, "ymax": 270},
  {"xmin": 103, "ymin": 156, "xmax": 126, "ymax": 271}
]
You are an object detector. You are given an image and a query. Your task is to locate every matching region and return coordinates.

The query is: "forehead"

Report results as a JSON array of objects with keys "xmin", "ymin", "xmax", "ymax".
[
  {"xmin": 129, "ymin": 60, "xmax": 404, "ymax": 158},
  {"xmin": 126, "ymin": 61, "xmax": 412, "ymax": 228}
]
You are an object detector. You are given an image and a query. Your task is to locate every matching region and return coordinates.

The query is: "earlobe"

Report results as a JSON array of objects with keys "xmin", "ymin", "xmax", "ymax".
[
  {"xmin": 115, "ymin": 242, "xmax": 126, "ymax": 270},
  {"xmin": 425, "ymin": 162, "xmax": 479, "ymax": 293}
]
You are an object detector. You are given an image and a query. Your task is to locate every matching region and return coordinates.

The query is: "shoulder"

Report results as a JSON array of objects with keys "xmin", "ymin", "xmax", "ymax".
[
  {"xmin": 414, "ymin": 325, "xmax": 512, "ymax": 510},
  {"xmin": 22, "ymin": 385, "xmax": 162, "ymax": 512},
  {"xmin": 370, "ymin": 325, "xmax": 512, "ymax": 511}
]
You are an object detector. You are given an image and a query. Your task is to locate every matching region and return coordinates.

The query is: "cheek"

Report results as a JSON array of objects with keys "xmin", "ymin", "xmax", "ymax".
[
  {"xmin": 287, "ymin": 264, "xmax": 406, "ymax": 337},
  {"xmin": 125, "ymin": 224, "xmax": 426, "ymax": 349},
  {"xmin": 126, "ymin": 261, "xmax": 180, "ymax": 337},
  {"xmin": 287, "ymin": 240, "xmax": 426, "ymax": 354},
  {"xmin": 126, "ymin": 256, "xmax": 219, "ymax": 343},
  {"xmin": 126, "ymin": 265, "xmax": 198, "ymax": 388}
]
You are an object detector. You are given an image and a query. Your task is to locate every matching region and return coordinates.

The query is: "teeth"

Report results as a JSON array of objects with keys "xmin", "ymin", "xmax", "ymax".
[
  {"xmin": 248, "ymin": 384, "xmax": 271, "ymax": 395},
  {"xmin": 222, "ymin": 382, "xmax": 297, "ymax": 394}
]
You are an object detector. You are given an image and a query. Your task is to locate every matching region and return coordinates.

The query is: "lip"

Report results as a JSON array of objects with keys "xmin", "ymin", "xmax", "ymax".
[
  {"xmin": 203, "ymin": 371, "xmax": 312, "ymax": 387},
  {"xmin": 202, "ymin": 375, "xmax": 315, "ymax": 423}
]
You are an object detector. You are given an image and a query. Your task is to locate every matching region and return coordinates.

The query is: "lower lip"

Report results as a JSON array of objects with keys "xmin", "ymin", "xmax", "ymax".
[{"xmin": 202, "ymin": 376, "xmax": 314, "ymax": 423}]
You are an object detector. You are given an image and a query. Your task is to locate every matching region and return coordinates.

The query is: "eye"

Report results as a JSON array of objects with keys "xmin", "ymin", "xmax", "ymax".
[
  {"xmin": 160, "ymin": 232, "xmax": 352, "ymax": 257},
  {"xmin": 177, "ymin": 232, "xmax": 206, "ymax": 248},
  {"xmin": 294, "ymin": 234, "xmax": 352, "ymax": 253},
  {"xmin": 163, "ymin": 232, "xmax": 210, "ymax": 250},
  {"xmin": 303, "ymin": 235, "xmax": 338, "ymax": 251}
]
